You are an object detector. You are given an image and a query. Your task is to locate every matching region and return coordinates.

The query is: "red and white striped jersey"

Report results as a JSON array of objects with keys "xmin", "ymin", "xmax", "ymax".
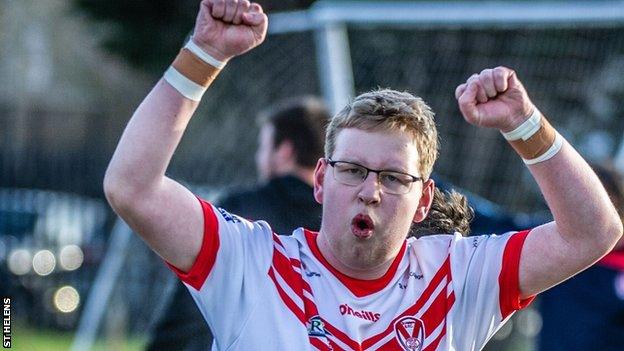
[{"xmin": 167, "ymin": 198, "xmax": 534, "ymax": 351}]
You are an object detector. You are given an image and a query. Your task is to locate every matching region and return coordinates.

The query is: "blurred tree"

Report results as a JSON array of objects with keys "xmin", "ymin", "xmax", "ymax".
[{"xmin": 72, "ymin": 0, "xmax": 315, "ymax": 74}]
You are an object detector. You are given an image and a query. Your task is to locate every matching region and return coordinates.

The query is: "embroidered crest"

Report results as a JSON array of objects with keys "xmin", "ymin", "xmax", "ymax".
[{"xmin": 394, "ymin": 316, "xmax": 425, "ymax": 351}]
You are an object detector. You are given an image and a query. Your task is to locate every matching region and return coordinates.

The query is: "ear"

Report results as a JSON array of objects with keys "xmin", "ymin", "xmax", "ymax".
[
  {"xmin": 412, "ymin": 179, "xmax": 435, "ymax": 223},
  {"xmin": 313, "ymin": 158, "xmax": 327, "ymax": 204}
]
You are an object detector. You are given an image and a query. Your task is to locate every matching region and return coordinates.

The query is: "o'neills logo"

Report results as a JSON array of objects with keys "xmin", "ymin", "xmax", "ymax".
[{"xmin": 339, "ymin": 304, "xmax": 380, "ymax": 322}]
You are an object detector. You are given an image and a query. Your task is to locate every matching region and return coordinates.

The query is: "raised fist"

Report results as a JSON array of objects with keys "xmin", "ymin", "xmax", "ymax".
[
  {"xmin": 455, "ymin": 67, "xmax": 535, "ymax": 132},
  {"xmin": 191, "ymin": 0, "xmax": 268, "ymax": 62}
]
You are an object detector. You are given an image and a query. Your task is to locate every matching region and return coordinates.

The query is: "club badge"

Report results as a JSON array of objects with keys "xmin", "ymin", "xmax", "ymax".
[{"xmin": 394, "ymin": 316, "xmax": 425, "ymax": 351}]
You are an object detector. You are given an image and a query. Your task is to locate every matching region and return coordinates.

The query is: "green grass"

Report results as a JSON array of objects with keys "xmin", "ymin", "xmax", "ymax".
[{"xmin": 11, "ymin": 325, "xmax": 146, "ymax": 351}]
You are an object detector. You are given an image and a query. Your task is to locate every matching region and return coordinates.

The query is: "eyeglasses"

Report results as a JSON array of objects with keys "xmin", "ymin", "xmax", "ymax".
[{"xmin": 326, "ymin": 158, "xmax": 422, "ymax": 195}]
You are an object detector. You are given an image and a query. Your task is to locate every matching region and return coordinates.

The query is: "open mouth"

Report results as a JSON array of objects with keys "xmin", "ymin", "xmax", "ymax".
[{"xmin": 351, "ymin": 214, "xmax": 374, "ymax": 238}]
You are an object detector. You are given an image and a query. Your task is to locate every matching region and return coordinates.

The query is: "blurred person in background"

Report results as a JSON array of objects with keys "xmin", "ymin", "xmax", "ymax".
[
  {"xmin": 104, "ymin": 0, "xmax": 622, "ymax": 349},
  {"xmin": 146, "ymin": 96, "xmax": 329, "ymax": 350},
  {"xmin": 538, "ymin": 162, "xmax": 624, "ymax": 351}
]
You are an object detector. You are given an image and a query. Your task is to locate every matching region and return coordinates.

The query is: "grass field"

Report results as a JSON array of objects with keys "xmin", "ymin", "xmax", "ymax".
[{"xmin": 10, "ymin": 325, "xmax": 146, "ymax": 351}]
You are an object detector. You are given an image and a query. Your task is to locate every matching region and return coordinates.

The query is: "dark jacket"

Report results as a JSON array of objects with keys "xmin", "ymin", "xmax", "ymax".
[{"xmin": 218, "ymin": 175, "xmax": 321, "ymax": 235}]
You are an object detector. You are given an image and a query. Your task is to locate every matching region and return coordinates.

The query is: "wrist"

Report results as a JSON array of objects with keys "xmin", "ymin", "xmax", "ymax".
[
  {"xmin": 162, "ymin": 40, "xmax": 226, "ymax": 101},
  {"xmin": 499, "ymin": 104, "xmax": 537, "ymax": 133},
  {"xmin": 188, "ymin": 37, "xmax": 231, "ymax": 64},
  {"xmin": 501, "ymin": 108, "xmax": 564, "ymax": 164}
]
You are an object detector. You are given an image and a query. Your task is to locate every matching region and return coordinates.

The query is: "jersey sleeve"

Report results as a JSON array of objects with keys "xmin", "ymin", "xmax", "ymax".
[
  {"xmin": 165, "ymin": 196, "xmax": 275, "ymax": 349},
  {"xmin": 448, "ymin": 230, "xmax": 535, "ymax": 350}
]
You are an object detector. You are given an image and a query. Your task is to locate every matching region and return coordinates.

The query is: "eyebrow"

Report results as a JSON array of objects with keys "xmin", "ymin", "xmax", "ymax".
[{"xmin": 339, "ymin": 158, "xmax": 411, "ymax": 174}]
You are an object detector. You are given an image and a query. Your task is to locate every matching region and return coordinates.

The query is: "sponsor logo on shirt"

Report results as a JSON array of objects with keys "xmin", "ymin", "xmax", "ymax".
[
  {"xmin": 217, "ymin": 207, "xmax": 241, "ymax": 223},
  {"xmin": 394, "ymin": 316, "xmax": 425, "ymax": 351},
  {"xmin": 307, "ymin": 315, "xmax": 331, "ymax": 337},
  {"xmin": 339, "ymin": 303, "xmax": 380, "ymax": 322}
]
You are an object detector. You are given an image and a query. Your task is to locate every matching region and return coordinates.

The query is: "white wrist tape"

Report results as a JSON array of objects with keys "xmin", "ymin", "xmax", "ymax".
[
  {"xmin": 185, "ymin": 38, "xmax": 227, "ymax": 69},
  {"xmin": 502, "ymin": 108, "xmax": 542, "ymax": 141},
  {"xmin": 502, "ymin": 108, "xmax": 563, "ymax": 165},
  {"xmin": 523, "ymin": 132, "xmax": 563, "ymax": 165},
  {"xmin": 163, "ymin": 66, "xmax": 207, "ymax": 102}
]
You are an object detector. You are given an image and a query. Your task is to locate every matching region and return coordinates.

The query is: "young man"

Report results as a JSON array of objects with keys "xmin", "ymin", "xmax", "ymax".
[{"xmin": 103, "ymin": 0, "xmax": 622, "ymax": 349}]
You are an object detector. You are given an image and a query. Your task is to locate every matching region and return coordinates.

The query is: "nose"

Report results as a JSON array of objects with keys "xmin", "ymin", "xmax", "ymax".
[{"xmin": 358, "ymin": 172, "xmax": 381, "ymax": 205}]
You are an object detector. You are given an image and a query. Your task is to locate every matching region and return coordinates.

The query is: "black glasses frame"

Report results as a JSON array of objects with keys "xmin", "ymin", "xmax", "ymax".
[{"xmin": 326, "ymin": 158, "xmax": 422, "ymax": 186}]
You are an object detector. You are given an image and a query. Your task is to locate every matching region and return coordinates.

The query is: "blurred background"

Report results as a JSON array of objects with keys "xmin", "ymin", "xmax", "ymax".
[{"xmin": 2, "ymin": 0, "xmax": 624, "ymax": 350}]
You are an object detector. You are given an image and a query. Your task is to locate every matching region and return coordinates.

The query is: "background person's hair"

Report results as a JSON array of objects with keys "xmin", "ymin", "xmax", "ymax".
[
  {"xmin": 411, "ymin": 188, "xmax": 474, "ymax": 237},
  {"xmin": 257, "ymin": 96, "xmax": 329, "ymax": 168},
  {"xmin": 324, "ymin": 89, "xmax": 439, "ymax": 180}
]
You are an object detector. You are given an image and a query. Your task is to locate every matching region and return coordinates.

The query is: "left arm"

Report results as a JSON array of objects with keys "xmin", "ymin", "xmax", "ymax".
[{"xmin": 455, "ymin": 67, "xmax": 623, "ymax": 298}]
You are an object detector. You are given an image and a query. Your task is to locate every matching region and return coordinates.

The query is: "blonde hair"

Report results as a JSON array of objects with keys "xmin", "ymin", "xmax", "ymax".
[{"xmin": 325, "ymin": 89, "xmax": 438, "ymax": 179}]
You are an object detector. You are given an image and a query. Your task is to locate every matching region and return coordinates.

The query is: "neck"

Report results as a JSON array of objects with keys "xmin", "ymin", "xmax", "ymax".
[
  {"xmin": 292, "ymin": 167, "xmax": 315, "ymax": 187},
  {"xmin": 273, "ymin": 166, "xmax": 315, "ymax": 187},
  {"xmin": 316, "ymin": 231, "xmax": 399, "ymax": 280}
]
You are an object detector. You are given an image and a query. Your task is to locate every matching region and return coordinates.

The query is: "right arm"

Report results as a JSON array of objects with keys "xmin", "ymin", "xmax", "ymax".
[{"xmin": 103, "ymin": 0, "xmax": 267, "ymax": 271}]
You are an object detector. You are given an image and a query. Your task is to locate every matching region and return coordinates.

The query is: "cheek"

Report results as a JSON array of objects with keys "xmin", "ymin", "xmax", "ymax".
[
  {"xmin": 320, "ymin": 184, "xmax": 352, "ymax": 225},
  {"xmin": 385, "ymin": 198, "xmax": 419, "ymax": 227}
]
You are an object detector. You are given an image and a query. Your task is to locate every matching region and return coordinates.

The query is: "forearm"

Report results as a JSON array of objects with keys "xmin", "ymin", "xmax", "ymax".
[{"xmin": 527, "ymin": 141, "xmax": 622, "ymax": 253}]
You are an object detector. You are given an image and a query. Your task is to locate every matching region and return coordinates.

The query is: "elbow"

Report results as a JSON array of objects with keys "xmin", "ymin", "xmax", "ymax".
[
  {"xmin": 103, "ymin": 168, "xmax": 146, "ymax": 214},
  {"xmin": 103, "ymin": 159, "xmax": 163, "ymax": 217},
  {"xmin": 608, "ymin": 217, "xmax": 624, "ymax": 250},
  {"xmin": 594, "ymin": 214, "xmax": 623, "ymax": 256},
  {"xmin": 103, "ymin": 171, "xmax": 130, "ymax": 213}
]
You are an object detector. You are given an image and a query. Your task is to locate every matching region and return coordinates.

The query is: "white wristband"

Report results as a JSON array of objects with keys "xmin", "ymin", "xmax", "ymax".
[
  {"xmin": 185, "ymin": 38, "xmax": 227, "ymax": 70},
  {"xmin": 501, "ymin": 108, "xmax": 542, "ymax": 141},
  {"xmin": 523, "ymin": 132, "xmax": 563, "ymax": 165},
  {"xmin": 163, "ymin": 66, "xmax": 207, "ymax": 101}
]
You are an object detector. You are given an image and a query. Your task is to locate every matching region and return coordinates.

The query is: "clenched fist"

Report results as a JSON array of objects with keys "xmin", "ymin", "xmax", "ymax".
[
  {"xmin": 191, "ymin": 0, "xmax": 268, "ymax": 62},
  {"xmin": 455, "ymin": 67, "xmax": 535, "ymax": 132}
]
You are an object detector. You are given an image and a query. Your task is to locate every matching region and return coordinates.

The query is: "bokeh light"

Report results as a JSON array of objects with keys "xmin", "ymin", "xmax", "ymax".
[
  {"xmin": 53, "ymin": 286, "xmax": 80, "ymax": 313},
  {"xmin": 32, "ymin": 250, "xmax": 56, "ymax": 276},
  {"xmin": 59, "ymin": 244, "xmax": 84, "ymax": 271},
  {"xmin": 517, "ymin": 308, "xmax": 543, "ymax": 338},
  {"xmin": 8, "ymin": 249, "xmax": 31, "ymax": 275}
]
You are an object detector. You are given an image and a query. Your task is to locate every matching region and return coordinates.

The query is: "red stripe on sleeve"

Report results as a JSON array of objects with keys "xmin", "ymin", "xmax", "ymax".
[
  {"xmin": 166, "ymin": 197, "xmax": 220, "ymax": 291},
  {"xmin": 498, "ymin": 229, "xmax": 535, "ymax": 319}
]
